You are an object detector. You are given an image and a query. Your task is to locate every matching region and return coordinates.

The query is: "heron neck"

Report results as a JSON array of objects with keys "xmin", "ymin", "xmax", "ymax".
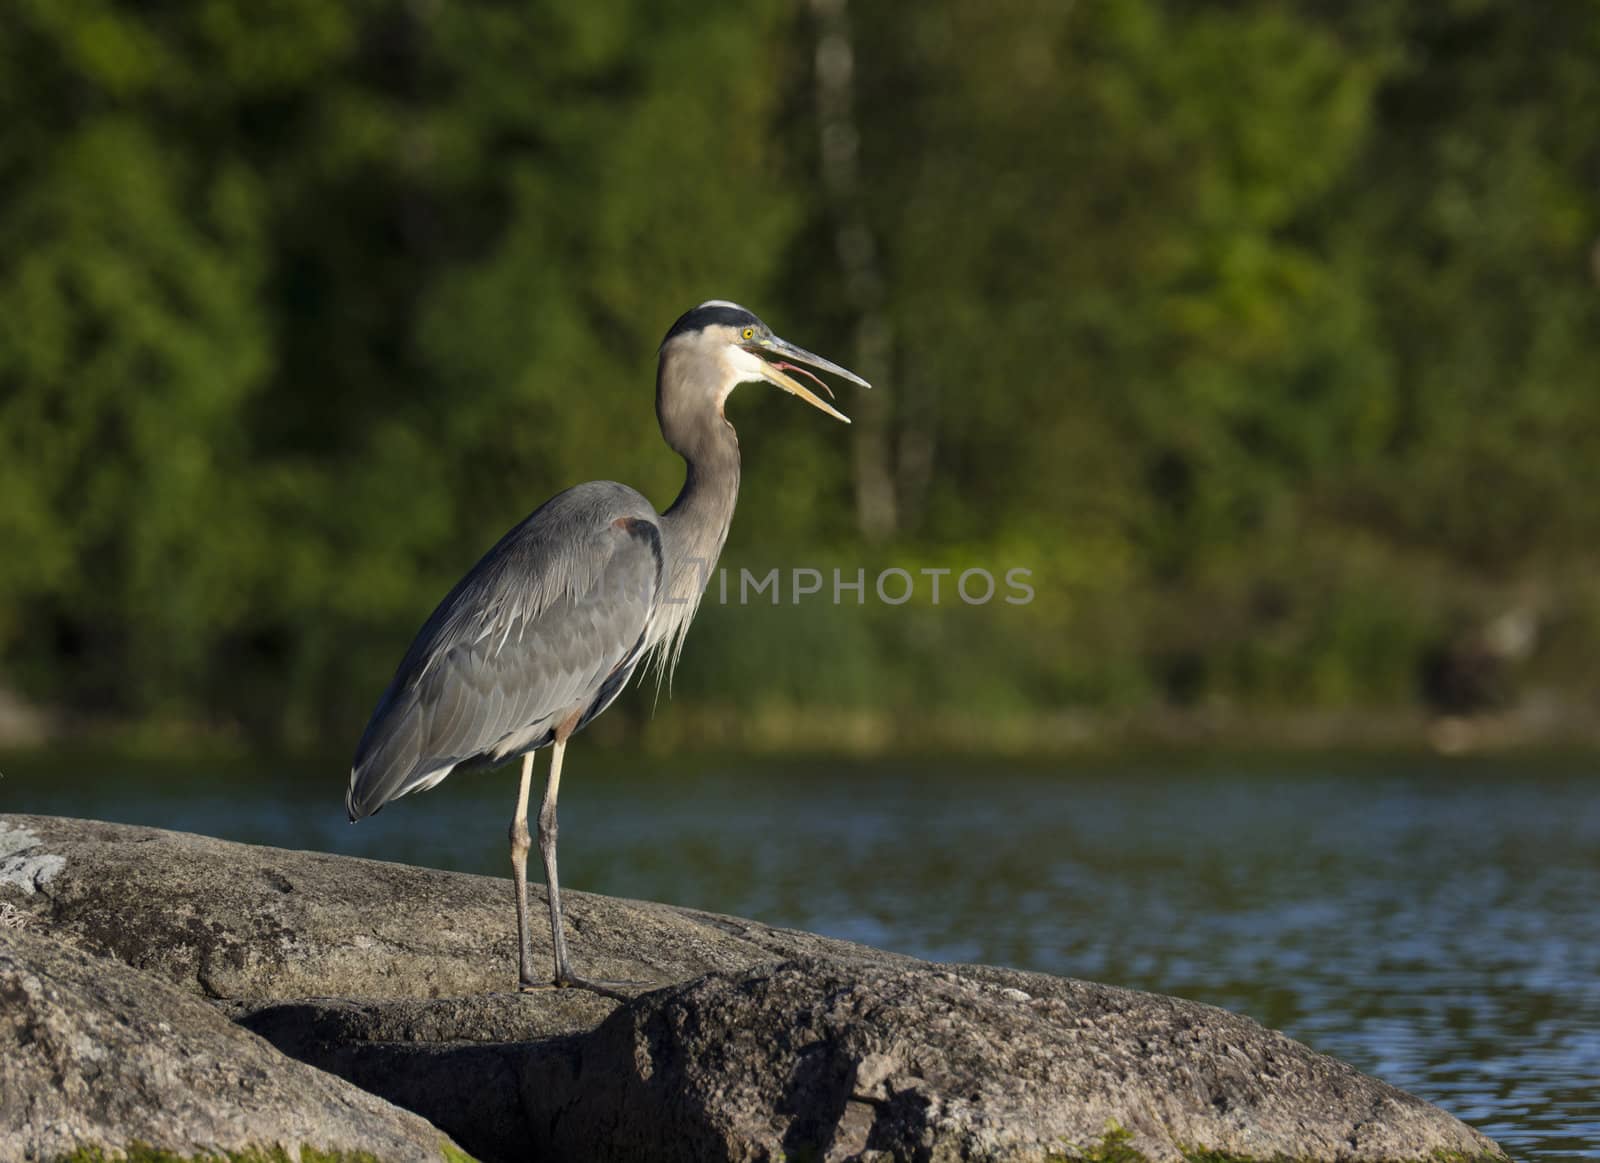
[{"xmin": 660, "ymin": 421, "xmax": 741, "ymax": 591}]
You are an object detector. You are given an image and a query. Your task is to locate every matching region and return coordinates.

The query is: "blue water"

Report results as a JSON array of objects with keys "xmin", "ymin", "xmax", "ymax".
[{"xmin": 5, "ymin": 750, "xmax": 1596, "ymax": 1160}]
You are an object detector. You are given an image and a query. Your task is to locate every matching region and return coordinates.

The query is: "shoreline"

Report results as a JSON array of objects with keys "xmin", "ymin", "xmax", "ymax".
[{"xmin": 4, "ymin": 698, "xmax": 1598, "ymax": 764}]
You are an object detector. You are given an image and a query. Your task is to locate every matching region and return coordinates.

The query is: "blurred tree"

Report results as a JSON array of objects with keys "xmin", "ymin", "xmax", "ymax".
[
  {"xmin": 0, "ymin": 0, "xmax": 799, "ymax": 742},
  {"xmin": 1, "ymin": 0, "xmax": 1597, "ymax": 748}
]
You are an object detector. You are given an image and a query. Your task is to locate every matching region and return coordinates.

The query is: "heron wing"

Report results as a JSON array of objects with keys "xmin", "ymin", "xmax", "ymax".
[{"xmin": 347, "ymin": 484, "xmax": 662, "ymax": 819}]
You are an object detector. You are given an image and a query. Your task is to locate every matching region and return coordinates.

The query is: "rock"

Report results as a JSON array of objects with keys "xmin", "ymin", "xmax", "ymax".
[
  {"xmin": 230, "ymin": 996, "xmax": 587, "ymax": 1163},
  {"xmin": 550, "ymin": 960, "xmax": 1507, "ymax": 1162},
  {"xmin": 0, "ymin": 926, "xmax": 465, "ymax": 1162},
  {"xmin": 0, "ymin": 815, "xmax": 1509, "ymax": 1162},
  {"xmin": 229, "ymin": 965, "xmax": 1506, "ymax": 1163},
  {"xmin": 0, "ymin": 813, "xmax": 904, "ymax": 1000}
]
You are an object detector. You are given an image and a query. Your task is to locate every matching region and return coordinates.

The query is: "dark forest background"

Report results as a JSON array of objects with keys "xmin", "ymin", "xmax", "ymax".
[{"xmin": 3, "ymin": 0, "xmax": 1598, "ymax": 753}]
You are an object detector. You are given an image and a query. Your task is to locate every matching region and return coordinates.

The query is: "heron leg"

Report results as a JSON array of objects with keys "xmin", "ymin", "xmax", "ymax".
[
  {"xmin": 510, "ymin": 751, "xmax": 538, "ymax": 989},
  {"xmin": 537, "ymin": 738, "xmax": 573, "ymax": 984},
  {"xmin": 531, "ymin": 738, "xmax": 638, "ymax": 1002}
]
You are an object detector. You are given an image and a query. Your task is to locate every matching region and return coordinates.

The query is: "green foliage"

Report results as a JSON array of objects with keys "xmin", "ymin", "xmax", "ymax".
[
  {"xmin": 48, "ymin": 1143, "xmax": 415, "ymax": 1163},
  {"xmin": 1, "ymin": 0, "xmax": 1597, "ymax": 747},
  {"xmin": 1064, "ymin": 1124, "xmax": 1149, "ymax": 1162},
  {"xmin": 1044, "ymin": 1123, "xmax": 1506, "ymax": 1163},
  {"xmin": 51, "ymin": 1135, "xmax": 474, "ymax": 1162}
]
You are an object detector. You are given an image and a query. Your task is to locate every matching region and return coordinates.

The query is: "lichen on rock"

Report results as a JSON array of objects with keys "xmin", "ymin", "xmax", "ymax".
[{"xmin": 0, "ymin": 819, "xmax": 66, "ymax": 896}]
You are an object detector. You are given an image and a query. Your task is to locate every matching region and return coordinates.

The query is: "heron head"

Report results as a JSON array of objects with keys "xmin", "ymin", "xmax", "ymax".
[{"xmin": 657, "ymin": 300, "xmax": 870, "ymax": 431}]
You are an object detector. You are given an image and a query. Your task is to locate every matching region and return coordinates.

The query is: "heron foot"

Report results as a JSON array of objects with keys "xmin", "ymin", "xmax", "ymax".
[{"xmin": 516, "ymin": 973, "xmax": 650, "ymax": 1002}]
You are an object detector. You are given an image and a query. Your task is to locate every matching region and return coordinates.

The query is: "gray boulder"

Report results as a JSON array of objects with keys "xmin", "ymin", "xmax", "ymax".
[
  {"xmin": 0, "ymin": 926, "xmax": 464, "ymax": 1162},
  {"xmin": 554, "ymin": 959, "xmax": 1507, "ymax": 1162},
  {"xmin": 0, "ymin": 812, "xmax": 896, "ymax": 1000},
  {"xmin": 0, "ymin": 814, "xmax": 1508, "ymax": 1162},
  {"xmin": 230, "ymin": 963, "xmax": 1507, "ymax": 1163}
]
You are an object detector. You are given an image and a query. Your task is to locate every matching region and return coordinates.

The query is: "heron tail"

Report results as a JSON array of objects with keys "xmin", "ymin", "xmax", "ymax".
[{"xmin": 346, "ymin": 688, "xmax": 444, "ymax": 821}]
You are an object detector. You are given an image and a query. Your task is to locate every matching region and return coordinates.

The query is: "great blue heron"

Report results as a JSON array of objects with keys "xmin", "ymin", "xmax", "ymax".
[{"xmin": 346, "ymin": 301, "xmax": 869, "ymax": 997}]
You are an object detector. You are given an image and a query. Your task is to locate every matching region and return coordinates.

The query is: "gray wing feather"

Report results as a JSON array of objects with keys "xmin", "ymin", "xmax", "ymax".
[{"xmin": 347, "ymin": 482, "xmax": 662, "ymax": 820}]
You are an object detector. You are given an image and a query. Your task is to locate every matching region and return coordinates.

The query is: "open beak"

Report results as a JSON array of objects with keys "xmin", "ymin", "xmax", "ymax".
[{"xmin": 747, "ymin": 334, "xmax": 871, "ymax": 424}]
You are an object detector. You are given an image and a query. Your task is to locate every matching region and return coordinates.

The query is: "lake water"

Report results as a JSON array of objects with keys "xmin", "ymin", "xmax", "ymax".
[{"xmin": 4, "ymin": 749, "xmax": 1595, "ymax": 1160}]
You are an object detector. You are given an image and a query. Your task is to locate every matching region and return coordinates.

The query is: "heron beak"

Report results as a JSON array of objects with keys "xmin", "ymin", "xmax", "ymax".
[{"xmin": 748, "ymin": 335, "xmax": 871, "ymax": 424}]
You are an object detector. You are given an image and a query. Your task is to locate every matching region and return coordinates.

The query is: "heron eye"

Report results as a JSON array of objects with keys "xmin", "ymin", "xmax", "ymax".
[{"xmin": 741, "ymin": 328, "xmax": 754, "ymax": 340}]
